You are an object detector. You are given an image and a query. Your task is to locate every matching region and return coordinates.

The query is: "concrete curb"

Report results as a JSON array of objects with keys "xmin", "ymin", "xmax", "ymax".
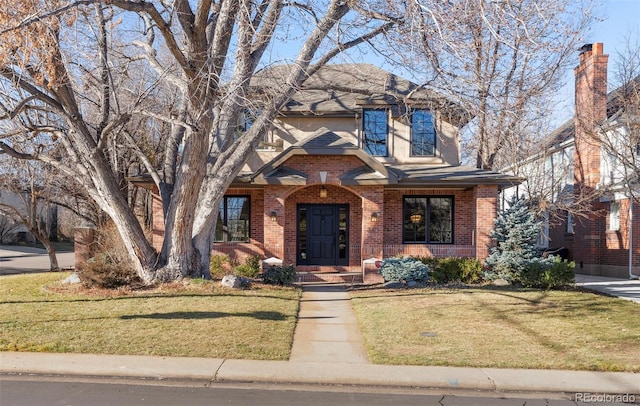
[
  {"xmin": 2, "ymin": 352, "xmax": 638, "ymax": 395},
  {"xmin": 0, "ymin": 352, "xmax": 221, "ymax": 382}
]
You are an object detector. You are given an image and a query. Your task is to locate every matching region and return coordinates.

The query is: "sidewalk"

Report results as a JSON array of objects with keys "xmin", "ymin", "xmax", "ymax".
[{"xmin": 1, "ymin": 351, "xmax": 638, "ymax": 395}]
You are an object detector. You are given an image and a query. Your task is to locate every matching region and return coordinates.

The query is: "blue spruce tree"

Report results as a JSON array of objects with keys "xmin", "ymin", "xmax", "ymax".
[{"xmin": 485, "ymin": 195, "xmax": 549, "ymax": 282}]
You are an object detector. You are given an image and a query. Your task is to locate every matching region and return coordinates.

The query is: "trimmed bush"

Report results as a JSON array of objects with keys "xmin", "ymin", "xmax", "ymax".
[
  {"xmin": 233, "ymin": 255, "xmax": 261, "ymax": 278},
  {"xmin": 520, "ymin": 256, "xmax": 575, "ymax": 290},
  {"xmin": 420, "ymin": 257, "xmax": 483, "ymax": 284},
  {"xmin": 380, "ymin": 257, "xmax": 429, "ymax": 283},
  {"xmin": 262, "ymin": 265, "xmax": 297, "ymax": 286}
]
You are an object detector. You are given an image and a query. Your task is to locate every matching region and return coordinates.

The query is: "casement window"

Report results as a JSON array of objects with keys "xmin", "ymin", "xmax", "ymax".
[
  {"xmin": 609, "ymin": 202, "xmax": 620, "ymax": 231},
  {"xmin": 410, "ymin": 110, "xmax": 436, "ymax": 156},
  {"xmin": 362, "ymin": 109, "xmax": 388, "ymax": 156},
  {"xmin": 566, "ymin": 211, "xmax": 574, "ymax": 234},
  {"xmin": 403, "ymin": 196, "xmax": 453, "ymax": 244},
  {"xmin": 215, "ymin": 196, "xmax": 250, "ymax": 242}
]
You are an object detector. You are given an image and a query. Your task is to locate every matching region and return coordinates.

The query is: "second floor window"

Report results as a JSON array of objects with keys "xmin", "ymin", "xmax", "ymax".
[
  {"xmin": 411, "ymin": 110, "xmax": 436, "ymax": 156},
  {"xmin": 215, "ymin": 196, "xmax": 250, "ymax": 242},
  {"xmin": 363, "ymin": 109, "xmax": 388, "ymax": 156}
]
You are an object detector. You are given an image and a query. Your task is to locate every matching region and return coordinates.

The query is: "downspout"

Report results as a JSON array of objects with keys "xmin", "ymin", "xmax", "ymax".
[{"xmin": 630, "ymin": 195, "xmax": 639, "ymax": 279}]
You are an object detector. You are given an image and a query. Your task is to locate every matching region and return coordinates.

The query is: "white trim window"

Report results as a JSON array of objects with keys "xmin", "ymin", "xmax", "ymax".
[
  {"xmin": 566, "ymin": 211, "xmax": 574, "ymax": 234},
  {"xmin": 609, "ymin": 202, "xmax": 621, "ymax": 231}
]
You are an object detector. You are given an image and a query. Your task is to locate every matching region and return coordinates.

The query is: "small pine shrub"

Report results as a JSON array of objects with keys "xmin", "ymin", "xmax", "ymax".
[
  {"xmin": 210, "ymin": 254, "xmax": 232, "ymax": 279},
  {"xmin": 380, "ymin": 257, "xmax": 429, "ymax": 283},
  {"xmin": 233, "ymin": 255, "xmax": 261, "ymax": 278},
  {"xmin": 520, "ymin": 256, "xmax": 575, "ymax": 290},
  {"xmin": 262, "ymin": 265, "xmax": 297, "ymax": 286}
]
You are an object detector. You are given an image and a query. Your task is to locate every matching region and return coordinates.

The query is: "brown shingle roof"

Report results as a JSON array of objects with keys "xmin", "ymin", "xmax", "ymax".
[{"xmin": 252, "ymin": 64, "xmax": 470, "ymax": 126}]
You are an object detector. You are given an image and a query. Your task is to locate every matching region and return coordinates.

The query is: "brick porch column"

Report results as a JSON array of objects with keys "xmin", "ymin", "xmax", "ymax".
[
  {"xmin": 264, "ymin": 186, "xmax": 286, "ymax": 261},
  {"xmin": 74, "ymin": 227, "xmax": 95, "ymax": 270},
  {"xmin": 361, "ymin": 186, "xmax": 384, "ymax": 259},
  {"xmin": 474, "ymin": 185, "xmax": 498, "ymax": 260}
]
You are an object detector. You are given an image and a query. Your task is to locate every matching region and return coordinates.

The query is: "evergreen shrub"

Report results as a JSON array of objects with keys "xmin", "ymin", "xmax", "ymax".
[
  {"xmin": 233, "ymin": 255, "xmax": 261, "ymax": 278},
  {"xmin": 380, "ymin": 257, "xmax": 429, "ymax": 283},
  {"xmin": 520, "ymin": 256, "xmax": 575, "ymax": 289},
  {"xmin": 419, "ymin": 257, "xmax": 483, "ymax": 284},
  {"xmin": 209, "ymin": 254, "xmax": 232, "ymax": 279},
  {"xmin": 484, "ymin": 195, "xmax": 552, "ymax": 282},
  {"xmin": 262, "ymin": 264, "xmax": 297, "ymax": 285}
]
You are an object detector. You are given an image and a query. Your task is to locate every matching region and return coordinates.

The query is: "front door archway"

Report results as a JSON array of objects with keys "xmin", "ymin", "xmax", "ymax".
[{"xmin": 297, "ymin": 204, "xmax": 349, "ymax": 266}]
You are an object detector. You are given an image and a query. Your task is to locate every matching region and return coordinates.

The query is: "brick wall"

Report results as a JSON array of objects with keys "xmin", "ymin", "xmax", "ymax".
[
  {"xmin": 571, "ymin": 199, "xmax": 606, "ymax": 273},
  {"xmin": 473, "ymin": 185, "xmax": 498, "ymax": 260},
  {"xmin": 212, "ymin": 188, "xmax": 265, "ymax": 264},
  {"xmin": 260, "ymin": 155, "xmax": 384, "ymax": 266},
  {"xmin": 149, "ymin": 155, "xmax": 501, "ymax": 269}
]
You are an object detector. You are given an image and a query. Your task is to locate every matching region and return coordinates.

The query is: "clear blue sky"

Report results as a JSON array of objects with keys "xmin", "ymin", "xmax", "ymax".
[{"xmin": 555, "ymin": 0, "xmax": 640, "ymax": 122}]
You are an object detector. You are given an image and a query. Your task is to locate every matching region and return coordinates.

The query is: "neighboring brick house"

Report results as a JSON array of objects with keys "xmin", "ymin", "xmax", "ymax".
[
  {"xmin": 503, "ymin": 44, "xmax": 640, "ymax": 279},
  {"xmin": 147, "ymin": 64, "xmax": 521, "ymax": 282}
]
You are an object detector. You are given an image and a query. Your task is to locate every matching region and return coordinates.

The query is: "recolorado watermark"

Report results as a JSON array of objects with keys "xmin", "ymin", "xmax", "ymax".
[{"xmin": 575, "ymin": 392, "xmax": 636, "ymax": 403}]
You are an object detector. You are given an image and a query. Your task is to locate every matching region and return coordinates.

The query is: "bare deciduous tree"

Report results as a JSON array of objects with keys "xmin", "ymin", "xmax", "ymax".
[
  {"xmin": 0, "ymin": 158, "xmax": 62, "ymax": 269},
  {"xmin": 0, "ymin": 0, "xmax": 399, "ymax": 283},
  {"xmin": 385, "ymin": 0, "xmax": 593, "ymax": 170},
  {"xmin": 597, "ymin": 35, "xmax": 640, "ymax": 199}
]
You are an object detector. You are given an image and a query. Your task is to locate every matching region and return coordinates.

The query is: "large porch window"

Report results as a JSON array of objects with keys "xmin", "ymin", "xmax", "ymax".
[
  {"xmin": 403, "ymin": 196, "xmax": 453, "ymax": 244},
  {"xmin": 215, "ymin": 196, "xmax": 250, "ymax": 242}
]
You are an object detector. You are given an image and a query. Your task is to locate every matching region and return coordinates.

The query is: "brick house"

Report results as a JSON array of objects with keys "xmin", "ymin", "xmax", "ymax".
[
  {"xmin": 503, "ymin": 44, "xmax": 640, "ymax": 279},
  {"xmin": 148, "ymin": 64, "xmax": 521, "ymax": 282}
]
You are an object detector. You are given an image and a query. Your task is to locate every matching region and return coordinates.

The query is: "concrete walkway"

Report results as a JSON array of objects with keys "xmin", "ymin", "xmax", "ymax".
[{"xmin": 290, "ymin": 283, "xmax": 369, "ymax": 363}]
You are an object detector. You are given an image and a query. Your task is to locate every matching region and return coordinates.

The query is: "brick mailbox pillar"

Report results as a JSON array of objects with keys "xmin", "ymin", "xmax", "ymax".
[{"xmin": 74, "ymin": 227, "xmax": 95, "ymax": 270}]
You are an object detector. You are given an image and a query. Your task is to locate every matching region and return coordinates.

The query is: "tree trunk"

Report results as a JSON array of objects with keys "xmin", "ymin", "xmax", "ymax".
[{"xmin": 42, "ymin": 238, "xmax": 59, "ymax": 271}]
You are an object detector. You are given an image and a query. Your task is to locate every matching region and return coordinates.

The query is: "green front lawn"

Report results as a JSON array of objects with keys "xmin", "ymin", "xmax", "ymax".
[
  {"xmin": 350, "ymin": 286, "xmax": 640, "ymax": 372},
  {"xmin": 0, "ymin": 273, "xmax": 300, "ymax": 360}
]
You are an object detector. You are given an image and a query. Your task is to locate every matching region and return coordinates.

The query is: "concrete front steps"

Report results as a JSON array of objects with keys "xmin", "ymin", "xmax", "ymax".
[{"xmin": 297, "ymin": 272, "xmax": 363, "ymax": 284}]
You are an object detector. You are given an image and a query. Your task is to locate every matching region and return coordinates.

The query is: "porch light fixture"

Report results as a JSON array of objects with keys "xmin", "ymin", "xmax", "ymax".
[
  {"xmin": 270, "ymin": 211, "xmax": 277, "ymax": 221},
  {"xmin": 319, "ymin": 171, "xmax": 328, "ymax": 198},
  {"xmin": 410, "ymin": 212, "xmax": 423, "ymax": 224},
  {"xmin": 371, "ymin": 212, "xmax": 378, "ymax": 222}
]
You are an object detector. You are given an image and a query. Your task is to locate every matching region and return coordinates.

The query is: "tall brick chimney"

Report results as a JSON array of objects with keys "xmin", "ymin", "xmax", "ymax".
[
  {"xmin": 574, "ymin": 42, "xmax": 608, "ymax": 188},
  {"xmin": 572, "ymin": 43, "xmax": 608, "ymax": 274}
]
